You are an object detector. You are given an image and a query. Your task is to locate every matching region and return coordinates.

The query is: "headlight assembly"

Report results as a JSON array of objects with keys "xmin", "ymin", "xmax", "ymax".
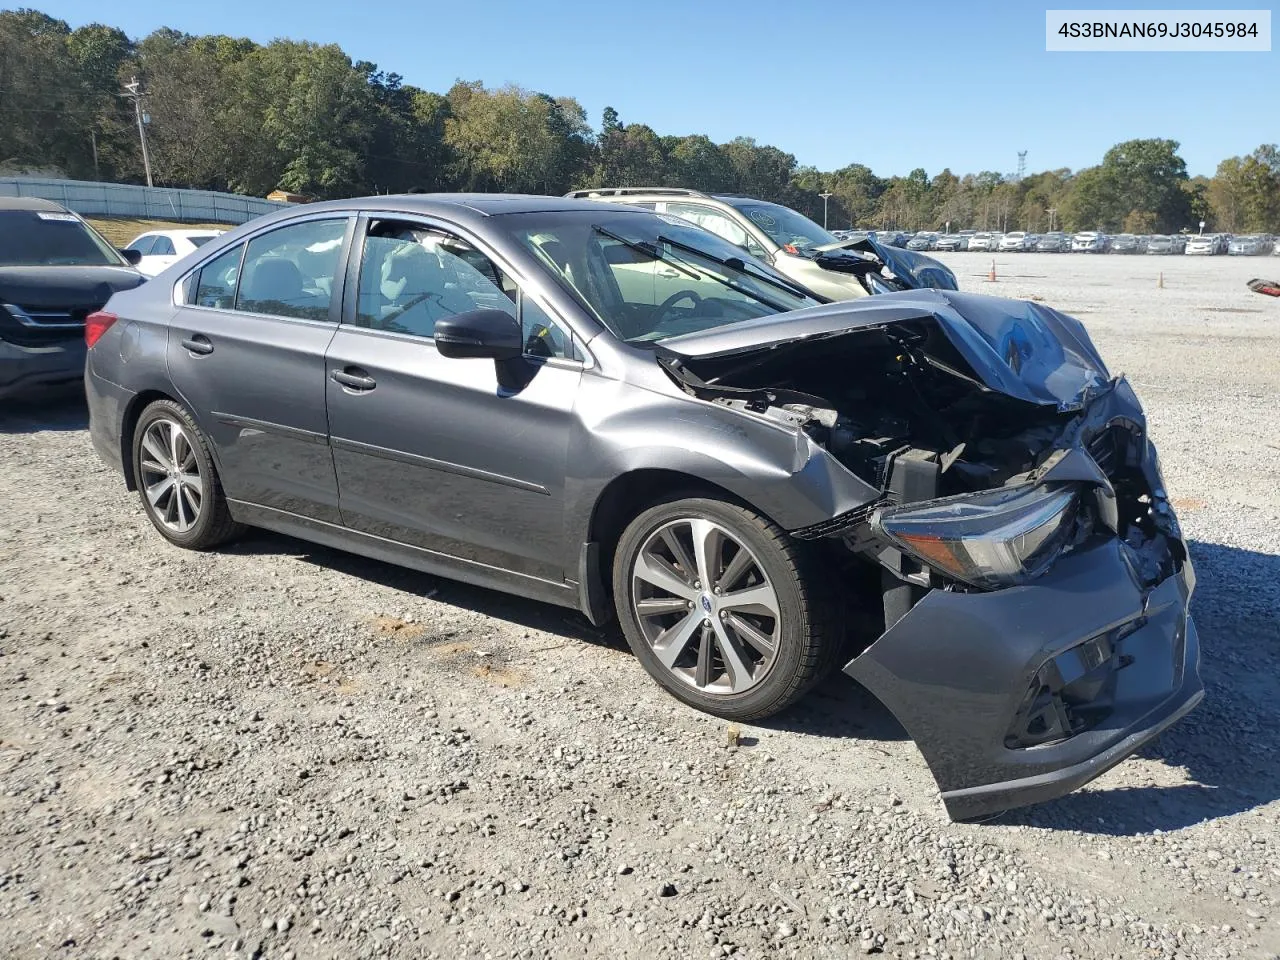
[{"xmin": 875, "ymin": 484, "xmax": 1082, "ymax": 590}]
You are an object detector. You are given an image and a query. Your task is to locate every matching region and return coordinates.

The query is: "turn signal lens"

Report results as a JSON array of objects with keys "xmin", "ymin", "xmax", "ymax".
[
  {"xmin": 877, "ymin": 484, "xmax": 1081, "ymax": 590},
  {"xmin": 84, "ymin": 311, "xmax": 118, "ymax": 348}
]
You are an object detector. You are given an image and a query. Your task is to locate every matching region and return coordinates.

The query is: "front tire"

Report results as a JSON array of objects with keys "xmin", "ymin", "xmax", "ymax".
[
  {"xmin": 132, "ymin": 399, "xmax": 243, "ymax": 549},
  {"xmin": 612, "ymin": 497, "xmax": 841, "ymax": 721}
]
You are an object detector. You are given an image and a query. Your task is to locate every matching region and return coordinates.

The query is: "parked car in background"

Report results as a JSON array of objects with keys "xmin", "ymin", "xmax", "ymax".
[
  {"xmin": 934, "ymin": 233, "xmax": 969, "ymax": 251},
  {"xmin": 1108, "ymin": 234, "xmax": 1143, "ymax": 254},
  {"xmin": 907, "ymin": 232, "xmax": 939, "ymax": 251},
  {"xmin": 125, "ymin": 229, "xmax": 225, "ymax": 277},
  {"xmin": 873, "ymin": 231, "xmax": 907, "ymax": 248},
  {"xmin": 1036, "ymin": 232, "xmax": 1071, "ymax": 252},
  {"xmin": 568, "ymin": 188, "xmax": 954, "ymax": 302},
  {"xmin": 1071, "ymin": 232, "xmax": 1108, "ymax": 253},
  {"xmin": 967, "ymin": 232, "xmax": 998, "ymax": 252},
  {"xmin": 0, "ymin": 197, "xmax": 145, "ymax": 400},
  {"xmin": 998, "ymin": 231, "xmax": 1031, "ymax": 252},
  {"xmin": 1228, "ymin": 235, "xmax": 1273, "ymax": 256},
  {"xmin": 84, "ymin": 192, "xmax": 1203, "ymax": 821},
  {"xmin": 1146, "ymin": 235, "xmax": 1188, "ymax": 254},
  {"xmin": 1184, "ymin": 234, "xmax": 1221, "ymax": 255}
]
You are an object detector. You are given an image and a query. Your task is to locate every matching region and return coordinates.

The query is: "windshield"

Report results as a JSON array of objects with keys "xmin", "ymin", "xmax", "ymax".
[
  {"xmin": 723, "ymin": 201, "xmax": 836, "ymax": 255},
  {"xmin": 499, "ymin": 209, "xmax": 820, "ymax": 344},
  {"xmin": 0, "ymin": 210, "xmax": 124, "ymax": 267}
]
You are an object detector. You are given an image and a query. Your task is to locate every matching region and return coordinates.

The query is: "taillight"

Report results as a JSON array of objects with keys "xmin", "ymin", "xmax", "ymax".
[{"xmin": 84, "ymin": 311, "xmax": 118, "ymax": 348}]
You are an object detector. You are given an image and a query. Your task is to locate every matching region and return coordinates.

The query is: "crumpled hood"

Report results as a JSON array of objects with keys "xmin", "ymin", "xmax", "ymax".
[
  {"xmin": 0, "ymin": 265, "xmax": 145, "ymax": 311},
  {"xmin": 655, "ymin": 288, "xmax": 1111, "ymax": 410},
  {"xmin": 813, "ymin": 237, "xmax": 959, "ymax": 292}
]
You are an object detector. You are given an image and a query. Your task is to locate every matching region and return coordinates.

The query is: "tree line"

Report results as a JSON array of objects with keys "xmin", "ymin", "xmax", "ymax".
[{"xmin": 2, "ymin": 8, "xmax": 1278, "ymax": 234}]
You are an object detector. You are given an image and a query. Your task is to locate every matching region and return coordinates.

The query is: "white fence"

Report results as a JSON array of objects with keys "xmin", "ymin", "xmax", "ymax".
[{"xmin": 0, "ymin": 177, "xmax": 290, "ymax": 224}]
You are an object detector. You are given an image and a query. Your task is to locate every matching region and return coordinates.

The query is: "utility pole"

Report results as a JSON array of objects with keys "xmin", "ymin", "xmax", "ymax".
[
  {"xmin": 819, "ymin": 191, "xmax": 833, "ymax": 230},
  {"xmin": 121, "ymin": 77, "xmax": 154, "ymax": 188},
  {"xmin": 1016, "ymin": 150, "xmax": 1027, "ymax": 183}
]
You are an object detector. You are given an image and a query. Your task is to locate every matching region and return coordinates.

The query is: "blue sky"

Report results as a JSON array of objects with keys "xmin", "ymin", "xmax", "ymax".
[{"xmin": 33, "ymin": 0, "xmax": 1277, "ymax": 178}]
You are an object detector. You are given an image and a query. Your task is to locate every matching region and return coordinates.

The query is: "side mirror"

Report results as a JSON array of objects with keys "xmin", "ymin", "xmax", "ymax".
[
  {"xmin": 119, "ymin": 248, "xmax": 142, "ymax": 266},
  {"xmin": 434, "ymin": 309, "xmax": 522, "ymax": 361}
]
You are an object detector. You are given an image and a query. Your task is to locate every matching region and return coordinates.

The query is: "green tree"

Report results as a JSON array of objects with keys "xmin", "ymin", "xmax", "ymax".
[
  {"xmin": 1207, "ymin": 146, "xmax": 1280, "ymax": 232},
  {"xmin": 666, "ymin": 135, "xmax": 734, "ymax": 193},
  {"xmin": 445, "ymin": 81, "xmax": 590, "ymax": 195}
]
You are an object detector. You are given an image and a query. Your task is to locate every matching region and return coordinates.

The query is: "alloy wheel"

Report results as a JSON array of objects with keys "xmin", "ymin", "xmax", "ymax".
[
  {"xmin": 139, "ymin": 417, "xmax": 203, "ymax": 533},
  {"xmin": 630, "ymin": 517, "xmax": 781, "ymax": 695}
]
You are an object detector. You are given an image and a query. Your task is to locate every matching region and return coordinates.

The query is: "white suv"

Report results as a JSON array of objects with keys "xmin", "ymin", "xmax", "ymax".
[{"xmin": 566, "ymin": 188, "xmax": 871, "ymax": 301}]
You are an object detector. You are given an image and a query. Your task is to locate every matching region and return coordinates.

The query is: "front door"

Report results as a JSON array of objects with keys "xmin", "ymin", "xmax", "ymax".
[
  {"xmin": 167, "ymin": 216, "xmax": 353, "ymax": 523},
  {"xmin": 325, "ymin": 217, "xmax": 583, "ymax": 583}
]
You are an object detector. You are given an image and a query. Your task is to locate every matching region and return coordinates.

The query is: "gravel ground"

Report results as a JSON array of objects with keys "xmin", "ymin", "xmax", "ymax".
[{"xmin": 2, "ymin": 252, "xmax": 1278, "ymax": 960}]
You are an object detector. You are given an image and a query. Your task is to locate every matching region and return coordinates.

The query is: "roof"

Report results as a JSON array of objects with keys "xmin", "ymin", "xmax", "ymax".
[
  {"xmin": 255, "ymin": 193, "xmax": 649, "ymax": 225},
  {"xmin": 0, "ymin": 196, "xmax": 68, "ymax": 212}
]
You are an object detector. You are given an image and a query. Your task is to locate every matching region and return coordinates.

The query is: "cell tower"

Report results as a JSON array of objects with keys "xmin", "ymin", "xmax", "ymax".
[{"xmin": 1016, "ymin": 150, "xmax": 1027, "ymax": 183}]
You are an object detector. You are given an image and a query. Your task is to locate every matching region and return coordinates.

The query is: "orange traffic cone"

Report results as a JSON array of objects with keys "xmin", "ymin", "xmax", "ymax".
[{"xmin": 988, "ymin": 260, "xmax": 997, "ymax": 282}]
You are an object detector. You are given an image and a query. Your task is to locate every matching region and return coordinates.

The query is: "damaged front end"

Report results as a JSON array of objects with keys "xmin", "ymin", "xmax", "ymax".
[{"xmin": 657, "ymin": 290, "xmax": 1202, "ymax": 819}]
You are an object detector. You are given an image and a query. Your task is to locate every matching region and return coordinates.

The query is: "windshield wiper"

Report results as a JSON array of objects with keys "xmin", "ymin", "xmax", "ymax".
[
  {"xmin": 590, "ymin": 225, "xmax": 702, "ymax": 283},
  {"xmin": 593, "ymin": 224, "xmax": 787, "ymax": 313},
  {"xmin": 655, "ymin": 234, "xmax": 814, "ymax": 302}
]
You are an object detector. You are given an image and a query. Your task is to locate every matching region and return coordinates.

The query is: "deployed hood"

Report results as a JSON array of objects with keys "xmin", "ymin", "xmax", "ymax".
[
  {"xmin": 813, "ymin": 237, "xmax": 958, "ymax": 293},
  {"xmin": 655, "ymin": 289, "xmax": 1111, "ymax": 411},
  {"xmin": 0, "ymin": 265, "xmax": 145, "ymax": 311}
]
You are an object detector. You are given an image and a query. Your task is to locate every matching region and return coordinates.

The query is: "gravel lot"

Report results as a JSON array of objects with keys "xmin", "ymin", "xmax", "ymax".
[{"xmin": 2, "ymin": 252, "xmax": 1278, "ymax": 960}]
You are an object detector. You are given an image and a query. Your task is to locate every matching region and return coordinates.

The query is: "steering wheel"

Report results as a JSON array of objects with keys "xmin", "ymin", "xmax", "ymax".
[{"xmin": 655, "ymin": 289, "xmax": 703, "ymax": 324}]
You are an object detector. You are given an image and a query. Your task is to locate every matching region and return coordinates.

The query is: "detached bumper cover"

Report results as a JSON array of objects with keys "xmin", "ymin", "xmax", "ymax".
[{"xmin": 845, "ymin": 539, "xmax": 1201, "ymax": 820}]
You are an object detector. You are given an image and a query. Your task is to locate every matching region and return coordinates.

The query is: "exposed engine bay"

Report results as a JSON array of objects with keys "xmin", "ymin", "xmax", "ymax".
[{"xmin": 657, "ymin": 307, "xmax": 1184, "ymax": 607}]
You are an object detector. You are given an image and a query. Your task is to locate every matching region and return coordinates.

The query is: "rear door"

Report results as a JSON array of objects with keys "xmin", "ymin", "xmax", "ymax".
[
  {"xmin": 167, "ymin": 215, "xmax": 354, "ymax": 524},
  {"xmin": 324, "ymin": 215, "xmax": 583, "ymax": 583}
]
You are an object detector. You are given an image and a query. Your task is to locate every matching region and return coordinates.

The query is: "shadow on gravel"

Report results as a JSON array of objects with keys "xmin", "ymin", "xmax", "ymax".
[
  {"xmin": 999, "ymin": 539, "xmax": 1280, "ymax": 835},
  {"xmin": 225, "ymin": 529, "xmax": 909, "ymax": 742},
  {"xmin": 0, "ymin": 389, "xmax": 88, "ymax": 433},
  {"xmin": 224, "ymin": 529, "xmax": 625, "ymax": 650}
]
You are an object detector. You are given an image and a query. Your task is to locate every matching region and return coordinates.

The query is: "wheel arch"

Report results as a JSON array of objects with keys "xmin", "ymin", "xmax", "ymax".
[
  {"xmin": 577, "ymin": 468, "xmax": 774, "ymax": 625},
  {"xmin": 120, "ymin": 390, "xmax": 227, "ymax": 491}
]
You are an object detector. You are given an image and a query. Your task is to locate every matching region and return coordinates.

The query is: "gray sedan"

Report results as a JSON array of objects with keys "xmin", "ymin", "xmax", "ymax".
[{"xmin": 85, "ymin": 194, "xmax": 1201, "ymax": 820}]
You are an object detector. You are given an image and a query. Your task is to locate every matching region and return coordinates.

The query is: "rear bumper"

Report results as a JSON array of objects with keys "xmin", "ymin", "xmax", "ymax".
[
  {"xmin": 845, "ymin": 540, "xmax": 1201, "ymax": 821},
  {"xmin": 85, "ymin": 366, "xmax": 134, "ymax": 476},
  {"xmin": 0, "ymin": 337, "xmax": 85, "ymax": 400}
]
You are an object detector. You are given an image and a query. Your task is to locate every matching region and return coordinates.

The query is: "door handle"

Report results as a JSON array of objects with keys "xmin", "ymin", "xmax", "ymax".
[
  {"xmin": 181, "ymin": 334, "xmax": 214, "ymax": 356},
  {"xmin": 330, "ymin": 367, "xmax": 377, "ymax": 392}
]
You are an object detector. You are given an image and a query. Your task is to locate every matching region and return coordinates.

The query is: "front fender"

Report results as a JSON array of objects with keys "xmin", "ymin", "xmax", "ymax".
[{"xmin": 563, "ymin": 374, "xmax": 879, "ymax": 550}]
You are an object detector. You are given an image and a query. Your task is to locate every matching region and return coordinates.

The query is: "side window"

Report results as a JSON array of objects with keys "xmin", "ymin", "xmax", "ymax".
[
  {"xmin": 666, "ymin": 202, "xmax": 769, "ymax": 259},
  {"xmin": 354, "ymin": 220, "xmax": 575, "ymax": 359},
  {"xmin": 192, "ymin": 244, "xmax": 245, "ymax": 309},
  {"xmin": 151, "ymin": 236, "xmax": 176, "ymax": 256},
  {"xmin": 127, "ymin": 236, "xmax": 156, "ymax": 256},
  {"xmin": 235, "ymin": 218, "xmax": 347, "ymax": 321}
]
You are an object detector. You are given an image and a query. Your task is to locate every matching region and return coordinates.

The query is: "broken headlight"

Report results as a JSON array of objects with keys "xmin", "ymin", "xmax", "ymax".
[{"xmin": 875, "ymin": 484, "xmax": 1080, "ymax": 590}]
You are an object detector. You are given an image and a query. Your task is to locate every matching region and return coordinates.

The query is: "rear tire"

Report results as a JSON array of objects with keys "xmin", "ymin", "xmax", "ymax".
[
  {"xmin": 132, "ymin": 399, "xmax": 244, "ymax": 550},
  {"xmin": 612, "ymin": 497, "xmax": 842, "ymax": 721}
]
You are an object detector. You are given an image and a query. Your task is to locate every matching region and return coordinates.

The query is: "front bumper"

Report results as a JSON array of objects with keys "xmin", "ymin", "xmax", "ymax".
[
  {"xmin": 846, "ymin": 538, "xmax": 1200, "ymax": 820},
  {"xmin": 0, "ymin": 337, "xmax": 85, "ymax": 400}
]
